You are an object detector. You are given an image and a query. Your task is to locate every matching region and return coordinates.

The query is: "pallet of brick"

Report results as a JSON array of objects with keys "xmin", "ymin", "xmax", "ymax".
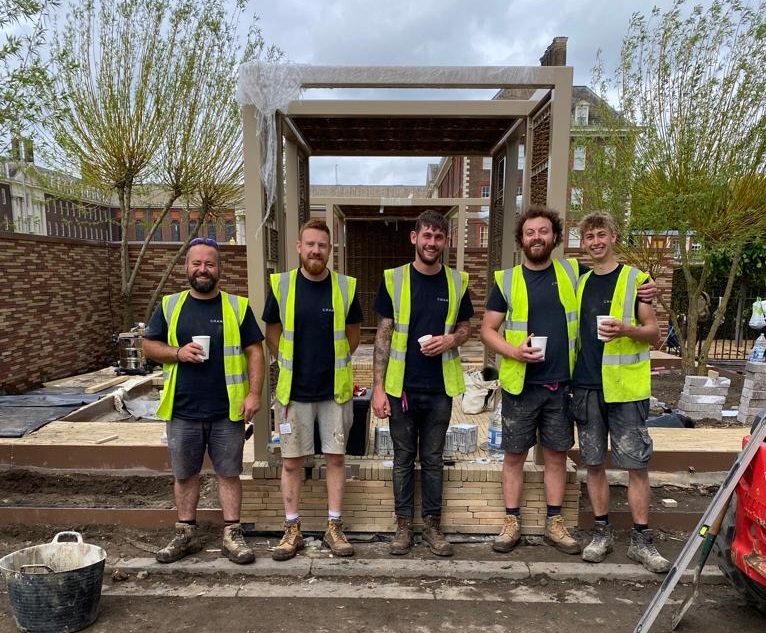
[
  {"xmin": 738, "ymin": 361, "xmax": 766, "ymax": 425},
  {"xmin": 678, "ymin": 375, "xmax": 730, "ymax": 421},
  {"xmin": 452, "ymin": 423, "xmax": 478, "ymax": 454},
  {"xmin": 443, "ymin": 428, "xmax": 455, "ymax": 458},
  {"xmin": 374, "ymin": 425, "xmax": 393, "ymax": 456}
]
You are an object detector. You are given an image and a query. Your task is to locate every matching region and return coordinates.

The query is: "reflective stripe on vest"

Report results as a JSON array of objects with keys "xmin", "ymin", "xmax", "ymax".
[
  {"xmin": 271, "ymin": 269, "xmax": 356, "ymax": 405},
  {"xmin": 383, "ymin": 264, "xmax": 469, "ymax": 397},
  {"xmin": 156, "ymin": 290, "xmax": 249, "ymax": 421},
  {"xmin": 577, "ymin": 265, "xmax": 651, "ymax": 403},
  {"xmin": 495, "ymin": 258, "xmax": 579, "ymax": 395}
]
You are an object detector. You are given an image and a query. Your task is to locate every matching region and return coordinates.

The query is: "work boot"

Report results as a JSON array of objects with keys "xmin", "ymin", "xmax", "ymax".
[
  {"xmin": 222, "ymin": 523, "xmax": 255, "ymax": 565},
  {"xmin": 271, "ymin": 518, "xmax": 304, "ymax": 561},
  {"xmin": 627, "ymin": 528, "xmax": 671, "ymax": 573},
  {"xmin": 582, "ymin": 521, "xmax": 614, "ymax": 563},
  {"xmin": 544, "ymin": 515, "xmax": 581, "ymax": 555},
  {"xmin": 492, "ymin": 514, "xmax": 521, "ymax": 553},
  {"xmin": 155, "ymin": 522, "xmax": 202, "ymax": 563},
  {"xmin": 389, "ymin": 516, "xmax": 414, "ymax": 555},
  {"xmin": 422, "ymin": 515, "xmax": 454, "ymax": 557},
  {"xmin": 323, "ymin": 518, "xmax": 354, "ymax": 556}
]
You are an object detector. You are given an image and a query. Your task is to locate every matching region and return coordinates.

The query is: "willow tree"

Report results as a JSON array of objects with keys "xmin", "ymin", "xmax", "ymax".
[
  {"xmin": 44, "ymin": 0, "xmax": 280, "ymax": 329},
  {"xmin": 575, "ymin": 0, "xmax": 766, "ymax": 374}
]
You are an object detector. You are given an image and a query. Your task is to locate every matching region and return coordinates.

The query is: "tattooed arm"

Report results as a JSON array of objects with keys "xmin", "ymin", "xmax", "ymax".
[{"xmin": 372, "ymin": 315, "xmax": 394, "ymax": 418}]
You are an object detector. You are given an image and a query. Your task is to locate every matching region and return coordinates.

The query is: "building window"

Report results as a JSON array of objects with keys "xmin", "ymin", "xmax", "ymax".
[
  {"xmin": 480, "ymin": 185, "xmax": 490, "ymax": 198},
  {"xmin": 135, "ymin": 220, "xmax": 145, "ymax": 241},
  {"xmin": 479, "ymin": 225, "xmax": 488, "ymax": 248},
  {"xmin": 225, "ymin": 219, "xmax": 235, "ymax": 242},
  {"xmin": 517, "ymin": 145, "xmax": 525, "ymax": 171},
  {"xmin": 516, "ymin": 186, "xmax": 523, "ymax": 196},
  {"xmin": 188, "ymin": 219, "xmax": 198, "ymax": 237},
  {"xmin": 568, "ymin": 228, "xmax": 581, "ymax": 249},
  {"xmin": 574, "ymin": 103, "xmax": 589, "ymax": 126},
  {"xmin": 573, "ymin": 146, "xmax": 586, "ymax": 171},
  {"xmin": 482, "ymin": 157, "xmax": 492, "ymax": 170},
  {"xmin": 496, "ymin": 157, "xmax": 505, "ymax": 193},
  {"xmin": 207, "ymin": 222, "xmax": 217, "ymax": 240},
  {"xmin": 604, "ymin": 145, "xmax": 616, "ymax": 166},
  {"xmin": 570, "ymin": 187, "xmax": 583, "ymax": 209},
  {"xmin": 170, "ymin": 220, "xmax": 180, "ymax": 241}
]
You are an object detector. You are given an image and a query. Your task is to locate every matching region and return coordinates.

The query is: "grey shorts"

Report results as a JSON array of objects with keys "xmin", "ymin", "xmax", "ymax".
[
  {"xmin": 568, "ymin": 387, "xmax": 652, "ymax": 469},
  {"xmin": 275, "ymin": 400, "xmax": 353, "ymax": 458},
  {"xmin": 501, "ymin": 384, "xmax": 574, "ymax": 454},
  {"xmin": 166, "ymin": 417, "xmax": 245, "ymax": 480}
]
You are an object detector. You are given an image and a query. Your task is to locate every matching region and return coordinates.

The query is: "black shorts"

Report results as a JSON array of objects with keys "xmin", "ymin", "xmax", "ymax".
[{"xmin": 500, "ymin": 384, "xmax": 573, "ymax": 453}]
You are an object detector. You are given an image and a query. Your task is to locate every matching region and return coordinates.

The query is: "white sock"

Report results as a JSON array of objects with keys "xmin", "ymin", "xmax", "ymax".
[
  {"xmin": 328, "ymin": 510, "xmax": 342, "ymax": 520},
  {"xmin": 286, "ymin": 513, "xmax": 300, "ymax": 522}
]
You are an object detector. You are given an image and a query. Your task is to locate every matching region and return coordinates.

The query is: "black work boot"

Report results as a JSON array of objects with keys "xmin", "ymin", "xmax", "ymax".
[
  {"xmin": 422, "ymin": 515, "xmax": 454, "ymax": 557},
  {"xmin": 389, "ymin": 516, "xmax": 414, "ymax": 555}
]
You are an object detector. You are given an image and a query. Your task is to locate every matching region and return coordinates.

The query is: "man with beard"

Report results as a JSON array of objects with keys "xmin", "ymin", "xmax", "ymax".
[
  {"xmin": 569, "ymin": 212, "xmax": 669, "ymax": 573},
  {"xmin": 480, "ymin": 205, "xmax": 583, "ymax": 556},
  {"xmin": 143, "ymin": 237, "xmax": 265, "ymax": 565},
  {"xmin": 372, "ymin": 210, "xmax": 473, "ymax": 557},
  {"xmin": 262, "ymin": 219, "xmax": 362, "ymax": 560}
]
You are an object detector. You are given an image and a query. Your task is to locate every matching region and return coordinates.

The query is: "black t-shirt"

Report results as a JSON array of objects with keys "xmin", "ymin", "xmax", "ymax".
[
  {"xmin": 144, "ymin": 293, "xmax": 264, "ymax": 420},
  {"xmin": 572, "ymin": 263, "xmax": 640, "ymax": 389},
  {"xmin": 374, "ymin": 265, "xmax": 474, "ymax": 394},
  {"xmin": 262, "ymin": 271, "xmax": 363, "ymax": 402},
  {"xmin": 486, "ymin": 262, "xmax": 583, "ymax": 384}
]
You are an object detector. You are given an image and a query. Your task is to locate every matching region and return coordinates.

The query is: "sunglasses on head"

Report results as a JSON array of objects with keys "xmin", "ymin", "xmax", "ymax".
[{"xmin": 190, "ymin": 237, "xmax": 219, "ymax": 248}]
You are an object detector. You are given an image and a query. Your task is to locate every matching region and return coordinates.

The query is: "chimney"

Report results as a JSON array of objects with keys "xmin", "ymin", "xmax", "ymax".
[
  {"xmin": 23, "ymin": 138, "xmax": 34, "ymax": 163},
  {"xmin": 540, "ymin": 37, "xmax": 568, "ymax": 67}
]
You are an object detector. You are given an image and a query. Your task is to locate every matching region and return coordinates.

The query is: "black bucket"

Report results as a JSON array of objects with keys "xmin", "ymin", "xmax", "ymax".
[{"xmin": 0, "ymin": 532, "xmax": 106, "ymax": 633}]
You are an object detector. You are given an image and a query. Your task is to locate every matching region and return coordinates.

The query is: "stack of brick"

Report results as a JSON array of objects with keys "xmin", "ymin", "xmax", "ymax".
[
  {"xmin": 738, "ymin": 361, "xmax": 766, "ymax": 425},
  {"xmin": 678, "ymin": 375, "xmax": 730, "ymax": 422}
]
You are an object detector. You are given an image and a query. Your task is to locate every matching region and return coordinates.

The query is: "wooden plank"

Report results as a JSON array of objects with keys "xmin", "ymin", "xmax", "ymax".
[{"xmin": 84, "ymin": 376, "xmax": 130, "ymax": 393}]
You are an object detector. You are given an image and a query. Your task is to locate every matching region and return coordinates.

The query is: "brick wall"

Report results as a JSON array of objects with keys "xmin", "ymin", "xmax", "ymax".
[{"xmin": 1, "ymin": 233, "xmax": 250, "ymax": 394}]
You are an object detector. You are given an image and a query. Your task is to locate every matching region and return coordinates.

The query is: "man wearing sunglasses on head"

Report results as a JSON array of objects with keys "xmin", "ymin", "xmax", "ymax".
[{"xmin": 143, "ymin": 236, "xmax": 265, "ymax": 565}]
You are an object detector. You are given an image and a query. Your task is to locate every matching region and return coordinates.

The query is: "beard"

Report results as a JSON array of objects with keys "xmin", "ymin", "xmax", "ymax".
[
  {"xmin": 301, "ymin": 253, "xmax": 328, "ymax": 276},
  {"xmin": 522, "ymin": 239, "xmax": 555, "ymax": 264},
  {"xmin": 416, "ymin": 243, "xmax": 442, "ymax": 266},
  {"xmin": 188, "ymin": 271, "xmax": 218, "ymax": 294}
]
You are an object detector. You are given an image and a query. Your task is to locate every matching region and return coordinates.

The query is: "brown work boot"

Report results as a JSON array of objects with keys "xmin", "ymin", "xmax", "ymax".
[
  {"xmin": 222, "ymin": 523, "xmax": 255, "ymax": 564},
  {"xmin": 389, "ymin": 516, "xmax": 414, "ymax": 555},
  {"xmin": 271, "ymin": 518, "xmax": 304, "ymax": 561},
  {"xmin": 544, "ymin": 515, "xmax": 581, "ymax": 555},
  {"xmin": 323, "ymin": 518, "xmax": 354, "ymax": 556},
  {"xmin": 422, "ymin": 515, "xmax": 454, "ymax": 557},
  {"xmin": 492, "ymin": 514, "xmax": 521, "ymax": 553},
  {"xmin": 155, "ymin": 522, "xmax": 202, "ymax": 563}
]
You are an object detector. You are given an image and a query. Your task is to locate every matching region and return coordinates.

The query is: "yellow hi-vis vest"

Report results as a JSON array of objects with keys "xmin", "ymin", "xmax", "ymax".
[
  {"xmin": 156, "ymin": 290, "xmax": 250, "ymax": 421},
  {"xmin": 495, "ymin": 258, "xmax": 579, "ymax": 395},
  {"xmin": 577, "ymin": 265, "xmax": 651, "ymax": 403},
  {"xmin": 383, "ymin": 264, "xmax": 469, "ymax": 398},
  {"xmin": 271, "ymin": 269, "xmax": 356, "ymax": 406}
]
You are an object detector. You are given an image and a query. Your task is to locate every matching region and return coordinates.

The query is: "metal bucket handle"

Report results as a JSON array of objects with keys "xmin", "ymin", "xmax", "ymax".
[
  {"xmin": 51, "ymin": 531, "xmax": 83, "ymax": 544},
  {"xmin": 20, "ymin": 564, "xmax": 55, "ymax": 575}
]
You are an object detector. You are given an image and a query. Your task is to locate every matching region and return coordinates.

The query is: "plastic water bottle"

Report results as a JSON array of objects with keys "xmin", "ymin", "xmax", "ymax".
[
  {"xmin": 750, "ymin": 333, "xmax": 766, "ymax": 362},
  {"xmin": 487, "ymin": 403, "xmax": 503, "ymax": 455}
]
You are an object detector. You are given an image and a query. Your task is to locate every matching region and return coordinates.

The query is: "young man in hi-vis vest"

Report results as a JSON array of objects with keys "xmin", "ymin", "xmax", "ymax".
[
  {"xmin": 143, "ymin": 238, "xmax": 265, "ymax": 565},
  {"xmin": 569, "ymin": 211, "xmax": 670, "ymax": 573},
  {"xmin": 263, "ymin": 219, "xmax": 363, "ymax": 561},
  {"xmin": 372, "ymin": 210, "xmax": 473, "ymax": 557}
]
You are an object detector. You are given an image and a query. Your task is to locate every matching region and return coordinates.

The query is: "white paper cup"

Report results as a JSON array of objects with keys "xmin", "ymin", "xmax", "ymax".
[
  {"xmin": 596, "ymin": 315, "xmax": 614, "ymax": 342},
  {"xmin": 417, "ymin": 334, "xmax": 433, "ymax": 349},
  {"xmin": 529, "ymin": 336, "xmax": 547, "ymax": 359},
  {"xmin": 192, "ymin": 335, "xmax": 211, "ymax": 360}
]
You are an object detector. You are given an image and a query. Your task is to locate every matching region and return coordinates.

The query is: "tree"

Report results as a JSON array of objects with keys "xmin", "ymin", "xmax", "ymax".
[
  {"xmin": 0, "ymin": 0, "xmax": 67, "ymax": 155},
  {"xmin": 576, "ymin": 0, "xmax": 766, "ymax": 374},
  {"xmin": 43, "ymin": 0, "xmax": 281, "ymax": 329}
]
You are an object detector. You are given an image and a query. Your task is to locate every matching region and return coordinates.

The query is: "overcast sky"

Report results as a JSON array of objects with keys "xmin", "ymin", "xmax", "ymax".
[{"xmin": 246, "ymin": 0, "xmax": 711, "ymax": 187}]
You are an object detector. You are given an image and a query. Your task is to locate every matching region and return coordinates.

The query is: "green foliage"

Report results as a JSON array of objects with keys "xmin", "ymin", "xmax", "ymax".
[
  {"xmin": 0, "ymin": 0, "xmax": 69, "ymax": 153},
  {"xmin": 581, "ymin": 0, "xmax": 766, "ymax": 374}
]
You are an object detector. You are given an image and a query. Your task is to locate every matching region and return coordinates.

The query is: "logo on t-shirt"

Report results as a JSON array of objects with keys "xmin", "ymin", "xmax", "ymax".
[
  {"xmin": 321, "ymin": 308, "xmax": 334, "ymax": 313},
  {"xmin": 436, "ymin": 297, "xmax": 449, "ymax": 303}
]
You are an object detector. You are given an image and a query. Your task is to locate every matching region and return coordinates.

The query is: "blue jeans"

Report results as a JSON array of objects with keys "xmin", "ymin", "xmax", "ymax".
[{"xmin": 388, "ymin": 391, "xmax": 452, "ymax": 519}]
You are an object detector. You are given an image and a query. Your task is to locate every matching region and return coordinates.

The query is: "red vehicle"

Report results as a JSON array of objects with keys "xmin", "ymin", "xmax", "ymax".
[{"xmin": 715, "ymin": 424, "xmax": 766, "ymax": 611}]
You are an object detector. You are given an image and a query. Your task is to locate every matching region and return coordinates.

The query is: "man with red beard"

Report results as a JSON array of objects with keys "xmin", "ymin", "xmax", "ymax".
[
  {"xmin": 372, "ymin": 210, "xmax": 473, "ymax": 557},
  {"xmin": 481, "ymin": 206, "xmax": 657, "ymax": 557},
  {"xmin": 144, "ymin": 237, "xmax": 265, "ymax": 565},
  {"xmin": 262, "ymin": 219, "xmax": 363, "ymax": 561}
]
